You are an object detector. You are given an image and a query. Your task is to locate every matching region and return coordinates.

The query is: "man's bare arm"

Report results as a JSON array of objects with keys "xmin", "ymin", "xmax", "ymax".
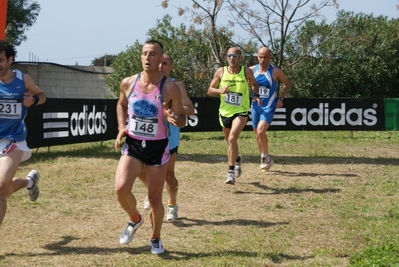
[
  {"xmin": 175, "ymin": 81, "xmax": 194, "ymax": 116},
  {"xmin": 116, "ymin": 77, "xmax": 131, "ymax": 131},
  {"xmin": 24, "ymin": 74, "xmax": 46, "ymax": 106},
  {"xmin": 165, "ymin": 82, "xmax": 186, "ymax": 128},
  {"xmin": 207, "ymin": 67, "xmax": 224, "ymax": 96}
]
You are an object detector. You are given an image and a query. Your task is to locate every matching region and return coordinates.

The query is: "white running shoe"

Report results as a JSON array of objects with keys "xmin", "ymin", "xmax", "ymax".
[
  {"xmin": 150, "ymin": 238, "xmax": 164, "ymax": 254},
  {"xmin": 119, "ymin": 215, "xmax": 144, "ymax": 245},
  {"xmin": 225, "ymin": 171, "xmax": 235, "ymax": 185},
  {"xmin": 166, "ymin": 205, "xmax": 178, "ymax": 221},
  {"xmin": 27, "ymin": 170, "xmax": 40, "ymax": 201},
  {"xmin": 260, "ymin": 157, "xmax": 267, "ymax": 169},
  {"xmin": 143, "ymin": 196, "xmax": 150, "ymax": 210},
  {"xmin": 260, "ymin": 156, "xmax": 274, "ymax": 171},
  {"xmin": 234, "ymin": 155, "xmax": 242, "ymax": 178}
]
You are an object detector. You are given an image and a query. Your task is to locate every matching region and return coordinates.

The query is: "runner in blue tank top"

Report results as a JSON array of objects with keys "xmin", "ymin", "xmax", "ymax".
[
  {"xmin": 250, "ymin": 47, "xmax": 291, "ymax": 171},
  {"xmin": 0, "ymin": 40, "xmax": 47, "ymax": 231}
]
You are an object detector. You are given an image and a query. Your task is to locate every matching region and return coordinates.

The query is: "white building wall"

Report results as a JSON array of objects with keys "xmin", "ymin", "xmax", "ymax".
[{"xmin": 13, "ymin": 63, "xmax": 116, "ymax": 99}]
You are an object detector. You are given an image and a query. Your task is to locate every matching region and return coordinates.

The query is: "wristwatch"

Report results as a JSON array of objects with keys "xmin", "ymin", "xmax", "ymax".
[
  {"xmin": 254, "ymin": 93, "xmax": 260, "ymax": 97},
  {"xmin": 279, "ymin": 97, "xmax": 284, "ymax": 101}
]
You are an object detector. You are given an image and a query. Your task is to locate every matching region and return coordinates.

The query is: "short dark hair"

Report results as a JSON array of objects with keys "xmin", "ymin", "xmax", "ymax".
[
  {"xmin": 163, "ymin": 54, "xmax": 173, "ymax": 64},
  {"xmin": 0, "ymin": 40, "xmax": 16, "ymax": 59},
  {"xmin": 144, "ymin": 40, "xmax": 164, "ymax": 53}
]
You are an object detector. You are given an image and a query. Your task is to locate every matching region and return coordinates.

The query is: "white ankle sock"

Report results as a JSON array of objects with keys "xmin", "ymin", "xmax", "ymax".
[{"xmin": 26, "ymin": 177, "xmax": 34, "ymax": 189}]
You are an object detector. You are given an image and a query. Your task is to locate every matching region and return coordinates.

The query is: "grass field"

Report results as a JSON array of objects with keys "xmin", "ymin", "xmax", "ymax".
[{"xmin": 0, "ymin": 131, "xmax": 398, "ymax": 267}]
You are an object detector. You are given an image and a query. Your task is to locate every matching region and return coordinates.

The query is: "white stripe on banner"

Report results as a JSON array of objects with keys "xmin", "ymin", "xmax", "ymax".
[
  {"xmin": 43, "ymin": 112, "xmax": 69, "ymax": 119},
  {"xmin": 273, "ymin": 114, "xmax": 286, "ymax": 119},
  {"xmin": 271, "ymin": 108, "xmax": 287, "ymax": 125},
  {"xmin": 271, "ymin": 121, "xmax": 286, "ymax": 126},
  {"xmin": 43, "ymin": 122, "xmax": 69, "ymax": 129},
  {"xmin": 43, "ymin": 131, "xmax": 69, "ymax": 139}
]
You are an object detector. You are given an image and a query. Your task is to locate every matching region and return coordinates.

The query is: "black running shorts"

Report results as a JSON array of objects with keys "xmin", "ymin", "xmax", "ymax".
[{"xmin": 122, "ymin": 135, "xmax": 170, "ymax": 166}]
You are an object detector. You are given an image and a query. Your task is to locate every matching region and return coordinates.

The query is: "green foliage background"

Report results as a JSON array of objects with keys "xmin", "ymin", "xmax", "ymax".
[
  {"xmin": 107, "ymin": 12, "xmax": 398, "ymax": 99},
  {"xmin": 286, "ymin": 11, "xmax": 399, "ymax": 98},
  {"xmin": 106, "ymin": 15, "xmax": 257, "ymax": 97},
  {"xmin": 6, "ymin": 0, "xmax": 40, "ymax": 48},
  {"xmin": 7, "ymin": 1, "xmax": 398, "ymax": 98}
]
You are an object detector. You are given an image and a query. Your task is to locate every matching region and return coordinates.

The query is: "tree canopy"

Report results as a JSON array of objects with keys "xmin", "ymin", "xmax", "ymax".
[
  {"xmin": 285, "ymin": 11, "xmax": 399, "ymax": 98},
  {"xmin": 109, "ymin": 1, "xmax": 398, "ymax": 98},
  {"xmin": 162, "ymin": 0, "xmax": 338, "ymax": 69},
  {"xmin": 5, "ymin": 0, "xmax": 40, "ymax": 47},
  {"xmin": 106, "ymin": 15, "xmax": 256, "ymax": 97}
]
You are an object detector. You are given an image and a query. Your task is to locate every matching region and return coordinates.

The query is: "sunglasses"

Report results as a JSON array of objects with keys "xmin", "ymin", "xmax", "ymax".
[{"xmin": 227, "ymin": 53, "xmax": 239, "ymax": 58}]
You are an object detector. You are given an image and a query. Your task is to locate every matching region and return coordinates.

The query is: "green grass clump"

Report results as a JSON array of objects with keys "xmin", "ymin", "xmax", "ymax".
[{"xmin": 349, "ymin": 242, "xmax": 399, "ymax": 267}]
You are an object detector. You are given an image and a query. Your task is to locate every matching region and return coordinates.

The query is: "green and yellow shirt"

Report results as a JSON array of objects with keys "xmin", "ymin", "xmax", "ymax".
[{"xmin": 218, "ymin": 66, "xmax": 250, "ymax": 117}]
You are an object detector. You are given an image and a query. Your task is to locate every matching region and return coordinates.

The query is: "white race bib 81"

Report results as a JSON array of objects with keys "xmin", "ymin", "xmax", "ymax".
[{"xmin": 224, "ymin": 92, "xmax": 243, "ymax": 106}]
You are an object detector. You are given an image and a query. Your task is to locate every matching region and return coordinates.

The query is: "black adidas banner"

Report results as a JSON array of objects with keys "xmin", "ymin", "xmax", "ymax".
[
  {"xmin": 25, "ymin": 98, "xmax": 385, "ymax": 148},
  {"xmin": 182, "ymin": 97, "xmax": 385, "ymax": 132},
  {"xmin": 26, "ymin": 98, "xmax": 118, "ymax": 148}
]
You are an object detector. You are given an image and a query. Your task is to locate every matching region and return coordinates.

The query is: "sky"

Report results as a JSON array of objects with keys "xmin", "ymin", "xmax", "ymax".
[{"xmin": 13, "ymin": 0, "xmax": 398, "ymax": 66}]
